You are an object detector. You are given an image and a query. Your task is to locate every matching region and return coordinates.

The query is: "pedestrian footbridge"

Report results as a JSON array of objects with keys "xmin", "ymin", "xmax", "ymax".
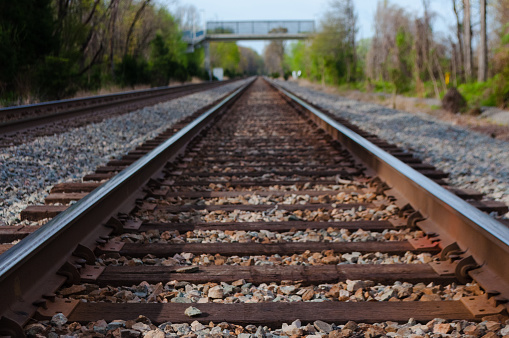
[{"xmin": 183, "ymin": 20, "xmax": 315, "ymax": 44}]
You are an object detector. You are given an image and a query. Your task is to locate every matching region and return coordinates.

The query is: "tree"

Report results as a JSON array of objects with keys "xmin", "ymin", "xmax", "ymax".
[
  {"xmin": 463, "ymin": 0, "xmax": 473, "ymax": 80},
  {"xmin": 452, "ymin": 0, "xmax": 465, "ymax": 80},
  {"xmin": 210, "ymin": 42, "xmax": 241, "ymax": 77},
  {"xmin": 478, "ymin": 0, "xmax": 487, "ymax": 82},
  {"xmin": 239, "ymin": 47, "xmax": 264, "ymax": 75},
  {"xmin": 0, "ymin": 0, "xmax": 56, "ymax": 100},
  {"xmin": 264, "ymin": 28, "xmax": 288, "ymax": 76},
  {"xmin": 366, "ymin": 1, "xmax": 412, "ymax": 83}
]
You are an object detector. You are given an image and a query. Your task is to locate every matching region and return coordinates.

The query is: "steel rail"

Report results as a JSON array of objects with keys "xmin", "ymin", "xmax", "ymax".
[
  {"xmin": 0, "ymin": 78, "xmax": 254, "ymax": 334},
  {"xmin": 270, "ymin": 80, "xmax": 509, "ymax": 303},
  {"xmin": 0, "ymin": 80, "xmax": 237, "ymax": 134}
]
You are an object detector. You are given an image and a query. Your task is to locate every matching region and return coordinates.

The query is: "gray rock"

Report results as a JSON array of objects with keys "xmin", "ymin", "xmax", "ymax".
[
  {"xmin": 500, "ymin": 325, "xmax": 509, "ymax": 336},
  {"xmin": 208, "ymin": 285, "xmax": 224, "ymax": 299},
  {"xmin": 0, "ymin": 80, "xmax": 249, "ymax": 227},
  {"xmin": 131, "ymin": 322, "xmax": 151, "ymax": 332},
  {"xmin": 314, "ymin": 320, "xmax": 333, "ymax": 333},
  {"xmin": 120, "ymin": 329, "xmax": 142, "ymax": 338},
  {"xmin": 172, "ymin": 323, "xmax": 191, "ymax": 335},
  {"xmin": 191, "ymin": 320, "xmax": 206, "ymax": 332},
  {"xmin": 25, "ymin": 323, "xmax": 46, "ymax": 336},
  {"xmin": 107, "ymin": 320, "xmax": 126, "ymax": 330},
  {"xmin": 171, "ymin": 296, "xmax": 192, "ymax": 303},
  {"xmin": 50, "ymin": 313, "xmax": 67, "ymax": 326},
  {"xmin": 185, "ymin": 306, "xmax": 202, "ymax": 317}
]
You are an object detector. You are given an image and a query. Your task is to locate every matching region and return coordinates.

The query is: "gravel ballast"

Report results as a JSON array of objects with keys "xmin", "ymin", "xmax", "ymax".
[
  {"xmin": 274, "ymin": 80, "xmax": 509, "ymax": 213},
  {"xmin": 0, "ymin": 80, "xmax": 248, "ymax": 226}
]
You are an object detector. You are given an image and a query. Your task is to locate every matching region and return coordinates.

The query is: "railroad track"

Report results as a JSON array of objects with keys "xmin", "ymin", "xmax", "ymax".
[
  {"xmin": 1, "ymin": 78, "xmax": 509, "ymax": 336},
  {"xmin": 0, "ymin": 80, "xmax": 237, "ymax": 148}
]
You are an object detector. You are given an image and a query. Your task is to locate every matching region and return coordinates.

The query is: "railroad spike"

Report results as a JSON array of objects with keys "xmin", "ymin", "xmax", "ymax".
[
  {"xmin": 398, "ymin": 203, "xmax": 415, "ymax": 218},
  {"xmin": 56, "ymin": 261, "xmax": 81, "ymax": 285},
  {"xmin": 440, "ymin": 242, "xmax": 464, "ymax": 261},
  {"xmin": 455, "ymin": 256, "xmax": 479, "ymax": 284},
  {"xmin": 104, "ymin": 216, "xmax": 124, "ymax": 235},
  {"xmin": 72, "ymin": 243, "xmax": 96, "ymax": 265},
  {"xmin": 407, "ymin": 211, "xmax": 425, "ymax": 228}
]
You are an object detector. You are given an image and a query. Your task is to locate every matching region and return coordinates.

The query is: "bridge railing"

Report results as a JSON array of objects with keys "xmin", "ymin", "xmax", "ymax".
[{"xmin": 206, "ymin": 20, "xmax": 315, "ymax": 35}]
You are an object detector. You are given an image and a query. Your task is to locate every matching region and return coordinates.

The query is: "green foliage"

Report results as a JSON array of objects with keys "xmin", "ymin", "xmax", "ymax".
[
  {"xmin": 0, "ymin": 1, "xmax": 214, "ymax": 104},
  {"xmin": 284, "ymin": 1, "xmax": 358, "ymax": 86},
  {"xmin": 0, "ymin": 0, "xmax": 56, "ymax": 100},
  {"xmin": 369, "ymin": 80, "xmax": 396, "ymax": 93},
  {"xmin": 388, "ymin": 28, "xmax": 414, "ymax": 94},
  {"xmin": 210, "ymin": 42, "xmax": 241, "ymax": 77},
  {"xmin": 458, "ymin": 76, "xmax": 509, "ymax": 107},
  {"xmin": 117, "ymin": 55, "xmax": 150, "ymax": 88},
  {"xmin": 286, "ymin": 41, "xmax": 308, "ymax": 75},
  {"xmin": 37, "ymin": 56, "xmax": 78, "ymax": 100}
]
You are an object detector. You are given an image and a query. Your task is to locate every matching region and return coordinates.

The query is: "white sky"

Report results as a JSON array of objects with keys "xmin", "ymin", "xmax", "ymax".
[{"xmin": 159, "ymin": 0, "xmax": 458, "ymax": 54}]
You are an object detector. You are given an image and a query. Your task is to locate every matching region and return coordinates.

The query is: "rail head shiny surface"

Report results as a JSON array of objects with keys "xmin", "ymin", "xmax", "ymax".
[
  {"xmin": 0, "ymin": 80, "xmax": 251, "ymax": 281},
  {"xmin": 274, "ymin": 83, "xmax": 509, "ymax": 249}
]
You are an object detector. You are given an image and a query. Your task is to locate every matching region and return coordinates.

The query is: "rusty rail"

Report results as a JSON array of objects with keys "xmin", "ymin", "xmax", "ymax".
[
  {"xmin": 270, "ymin": 80, "xmax": 509, "ymax": 304},
  {"xmin": 0, "ymin": 79, "xmax": 254, "ymax": 335}
]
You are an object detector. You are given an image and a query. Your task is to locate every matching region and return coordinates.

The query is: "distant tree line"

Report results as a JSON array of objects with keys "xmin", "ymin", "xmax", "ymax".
[
  {"xmin": 0, "ymin": 1, "xmax": 264, "ymax": 106},
  {"xmin": 285, "ymin": 0, "xmax": 509, "ymax": 109}
]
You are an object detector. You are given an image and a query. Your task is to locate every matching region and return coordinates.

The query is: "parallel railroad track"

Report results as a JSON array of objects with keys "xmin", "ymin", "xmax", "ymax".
[
  {"xmin": 0, "ymin": 80, "xmax": 237, "ymax": 148},
  {"xmin": 1, "ymin": 78, "xmax": 509, "ymax": 336}
]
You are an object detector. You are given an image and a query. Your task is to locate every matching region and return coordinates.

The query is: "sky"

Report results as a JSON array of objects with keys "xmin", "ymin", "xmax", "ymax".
[{"xmin": 159, "ymin": 0, "xmax": 454, "ymax": 54}]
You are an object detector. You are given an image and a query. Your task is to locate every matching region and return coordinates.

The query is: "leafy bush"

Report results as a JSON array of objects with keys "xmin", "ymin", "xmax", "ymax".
[
  {"xmin": 458, "ymin": 78, "xmax": 500, "ymax": 107},
  {"xmin": 37, "ymin": 56, "xmax": 78, "ymax": 100}
]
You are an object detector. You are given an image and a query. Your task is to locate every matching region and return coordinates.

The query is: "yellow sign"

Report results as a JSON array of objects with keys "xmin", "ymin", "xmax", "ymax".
[{"xmin": 445, "ymin": 72, "xmax": 450, "ymax": 85}]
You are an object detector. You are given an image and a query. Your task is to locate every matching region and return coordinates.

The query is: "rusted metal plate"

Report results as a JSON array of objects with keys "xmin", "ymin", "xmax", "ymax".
[
  {"xmin": 96, "ymin": 241, "xmax": 125, "ymax": 253},
  {"xmin": 408, "ymin": 237, "xmax": 440, "ymax": 251},
  {"xmin": 80, "ymin": 265, "xmax": 105, "ymax": 282},
  {"xmin": 123, "ymin": 220, "xmax": 142, "ymax": 231},
  {"xmin": 429, "ymin": 261, "xmax": 456, "ymax": 276},
  {"xmin": 36, "ymin": 298, "xmax": 79, "ymax": 320},
  {"xmin": 460, "ymin": 295, "xmax": 506, "ymax": 318}
]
